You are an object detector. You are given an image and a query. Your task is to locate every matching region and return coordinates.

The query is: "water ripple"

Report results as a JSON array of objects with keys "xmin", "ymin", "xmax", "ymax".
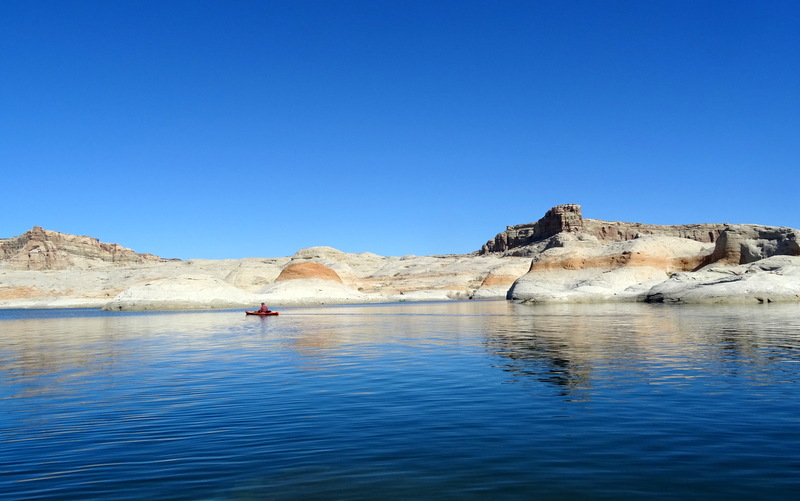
[{"xmin": 2, "ymin": 303, "xmax": 800, "ymax": 499}]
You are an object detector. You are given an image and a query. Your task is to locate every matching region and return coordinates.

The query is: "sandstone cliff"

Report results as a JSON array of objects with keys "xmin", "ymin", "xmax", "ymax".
[
  {"xmin": 480, "ymin": 204, "xmax": 729, "ymax": 256},
  {"xmin": 502, "ymin": 205, "xmax": 800, "ymax": 304},
  {"xmin": 0, "ymin": 226, "xmax": 175, "ymax": 270}
]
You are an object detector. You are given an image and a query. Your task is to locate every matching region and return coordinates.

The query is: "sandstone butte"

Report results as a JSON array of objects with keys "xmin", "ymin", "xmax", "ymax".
[{"xmin": 1, "ymin": 204, "xmax": 799, "ymax": 310}]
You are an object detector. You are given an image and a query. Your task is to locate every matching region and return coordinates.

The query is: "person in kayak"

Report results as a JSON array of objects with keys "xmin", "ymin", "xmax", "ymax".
[{"xmin": 258, "ymin": 303, "xmax": 271, "ymax": 313}]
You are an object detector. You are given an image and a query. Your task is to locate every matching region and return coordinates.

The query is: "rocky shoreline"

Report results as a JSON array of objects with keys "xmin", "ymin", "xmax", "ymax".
[{"xmin": 1, "ymin": 205, "xmax": 798, "ymax": 310}]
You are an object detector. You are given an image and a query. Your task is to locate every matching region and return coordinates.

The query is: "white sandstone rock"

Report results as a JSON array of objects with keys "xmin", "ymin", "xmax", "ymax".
[
  {"xmin": 256, "ymin": 278, "xmax": 380, "ymax": 305},
  {"xmin": 102, "ymin": 275, "xmax": 263, "ymax": 311},
  {"xmin": 645, "ymin": 256, "xmax": 800, "ymax": 304},
  {"xmin": 509, "ymin": 235, "xmax": 712, "ymax": 303}
]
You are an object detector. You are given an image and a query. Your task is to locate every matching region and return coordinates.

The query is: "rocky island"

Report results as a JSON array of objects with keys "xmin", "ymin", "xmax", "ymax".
[{"xmin": 1, "ymin": 205, "xmax": 798, "ymax": 310}]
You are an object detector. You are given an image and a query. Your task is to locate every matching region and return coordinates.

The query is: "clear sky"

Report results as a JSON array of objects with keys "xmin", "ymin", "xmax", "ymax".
[{"xmin": 2, "ymin": 1, "xmax": 798, "ymax": 259}]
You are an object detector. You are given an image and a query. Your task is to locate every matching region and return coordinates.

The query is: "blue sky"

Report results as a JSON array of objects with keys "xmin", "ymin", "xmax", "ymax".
[{"xmin": 2, "ymin": 1, "xmax": 798, "ymax": 259}]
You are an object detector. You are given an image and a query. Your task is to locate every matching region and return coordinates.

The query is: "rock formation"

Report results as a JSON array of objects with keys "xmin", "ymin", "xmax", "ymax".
[
  {"xmin": 247, "ymin": 260, "xmax": 371, "ymax": 305},
  {"xmin": 0, "ymin": 226, "xmax": 174, "ymax": 270},
  {"xmin": 706, "ymin": 225, "xmax": 800, "ymax": 265},
  {"xmin": 275, "ymin": 262, "xmax": 344, "ymax": 283},
  {"xmin": 223, "ymin": 258, "xmax": 287, "ymax": 291},
  {"xmin": 645, "ymin": 256, "xmax": 800, "ymax": 304},
  {"xmin": 479, "ymin": 204, "xmax": 586, "ymax": 255},
  {"xmin": 2, "ymin": 206, "xmax": 800, "ymax": 309},
  {"xmin": 504, "ymin": 206, "xmax": 800, "ymax": 304},
  {"xmin": 470, "ymin": 261, "xmax": 533, "ymax": 300},
  {"xmin": 480, "ymin": 204, "xmax": 729, "ymax": 256},
  {"xmin": 507, "ymin": 235, "xmax": 713, "ymax": 303},
  {"xmin": 101, "ymin": 275, "xmax": 262, "ymax": 311}
]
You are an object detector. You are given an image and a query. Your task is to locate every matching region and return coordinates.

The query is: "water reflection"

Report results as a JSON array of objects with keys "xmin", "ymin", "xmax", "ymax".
[
  {"xmin": 483, "ymin": 302, "xmax": 800, "ymax": 398},
  {"xmin": 0, "ymin": 310, "xmax": 253, "ymax": 400},
  {"xmin": 2, "ymin": 302, "xmax": 800, "ymax": 499},
  {"xmin": 3, "ymin": 303, "xmax": 800, "ymax": 400},
  {"xmin": 4, "ymin": 303, "xmax": 800, "ymax": 393}
]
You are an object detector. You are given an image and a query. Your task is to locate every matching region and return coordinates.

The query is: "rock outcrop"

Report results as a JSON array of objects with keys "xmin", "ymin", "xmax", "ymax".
[
  {"xmin": 507, "ymin": 235, "xmax": 713, "ymax": 303},
  {"xmin": 256, "ymin": 279, "xmax": 375, "ymax": 306},
  {"xmin": 645, "ymin": 256, "xmax": 800, "ymax": 304},
  {"xmin": 504, "ymin": 206, "xmax": 800, "ymax": 304},
  {"xmin": 0, "ymin": 226, "xmax": 173, "ymax": 270},
  {"xmin": 707, "ymin": 225, "xmax": 800, "ymax": 265},
  {"xmin": 250, "ymin": 260, "xmax": 369, "ymax": 305},
  {"xmin": 480, "ymin": 204, "xmax": 586, "ymax": 255},
  {"xmin": 471, "ymin": 261, "xmax": 534, "ymax": 300},
  {"xmin": 102, "ymin": 275, "xmax": 263, "ymax": 311},
  {"xmin": 275, "ymin": 262, "xmax": 344, "ymax": 282},
  {"xmin": 223, "ymin": 258, "xmax": 287, "ymax": 291},
  {"xmin": 480, "ymin": 204, "xmax": 729, "ymax": 256}
]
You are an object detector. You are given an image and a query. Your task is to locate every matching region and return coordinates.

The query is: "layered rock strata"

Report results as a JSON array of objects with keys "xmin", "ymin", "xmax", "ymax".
[
  {"xmin": 481, "ymin": 204, "xmax": 729, "ymax": 256},
  {"xmin": 256, "ymin": 260, "xmax": 373, "ymax": 305},
  {"xmin": 645, "ymin": 256, "xmax": 800, "ymax": 304},
  {"xmin": 707, "ymin": 226, "xmax": 799, "ymax": 265},
  {"xmin": 275, "ymin": 262, "xmax": 344, "ymax": 282},
  {"xmin": 507, "ymin": 234, "xmax": 714, "ymax": 303},
  {"xmin": 0, "ymin": 226, "xmax": 173, "ymax": 270},
  {"xmin": 505, "ymin": 207, "xmax": 800, "ymax": 304}
]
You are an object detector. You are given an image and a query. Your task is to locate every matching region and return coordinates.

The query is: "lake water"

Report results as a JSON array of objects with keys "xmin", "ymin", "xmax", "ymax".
[{"xmin": 1, "ymin": 301, "xmax": 799, "ymax": 500}]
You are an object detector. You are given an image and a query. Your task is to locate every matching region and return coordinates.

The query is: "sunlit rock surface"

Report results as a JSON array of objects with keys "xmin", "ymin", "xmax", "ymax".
[
  {"xmin": 0, "ymin": 226, "xmax": 173, "ymax": 270},
  {"xmin": 645, "ymin": 256, "xmax": 800, "ymax": 304},
  {"xmin": 3, "ymin": 205, "xmax": 800, "ymax": 310},
  {"xmin": 102, "ymin": 275, "xmax": 264, "ymax": 311},
  {"xmin": 508, "ymin": 235, "xmax": 713, "ymax": 303},
  {"xmin": 502, "ymin": 205, "xmax": 800, "ymax": 305}
]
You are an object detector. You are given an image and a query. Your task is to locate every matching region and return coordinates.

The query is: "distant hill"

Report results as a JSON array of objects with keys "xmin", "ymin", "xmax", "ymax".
[{"xmin": 0, "ymin": 226, "xmax": 177, "ymax": 270}]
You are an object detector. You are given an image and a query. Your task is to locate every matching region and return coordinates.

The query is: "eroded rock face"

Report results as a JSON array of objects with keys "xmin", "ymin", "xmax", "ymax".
[
  {"xmin": 102, "ymin": 275, "xmax": 261, "ymax": 311},
  {"xmin": 707, "ymin": 225, "xmax": 800, "ymax": 265},
  {"xmin": 256, "ymin": 279, "xmax": 375, "ymax": 305},
  {"xmin": 480, "ymin": 204, "xmax": 729, "ymax": 256},
  {"xmin": 468, "ymin": 260, "xmax": 535, "ymax": 300},
  {"xmin": 275, "ymin": 262, "xmax": 343, "ymax": 282},
  {"xmin": 645, "ymin": 256, "xmax": 800, "ymax": 304},
  {"xmin": 504, "ymin": 207, "xmax": 800, "ymax": 304},
  {"xmin": 0, "ymin": 226, "xmax": 173, "ymax": 270},
  {"xmin": 507, "ymin": 235, "xmax": 714, "ymax": 303},
  {"xmin": 223, "ymin": 258, "xmax": 286, "ymax": 292},
  {"xmin": 480, "ymin": 204, "xmax": 585, "ymax": 255}
]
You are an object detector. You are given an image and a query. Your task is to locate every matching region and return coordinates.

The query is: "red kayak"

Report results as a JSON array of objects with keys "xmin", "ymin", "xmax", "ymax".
[{"xmin": 245, "ymin": 311, "xmax": 279, "ymax": 316}]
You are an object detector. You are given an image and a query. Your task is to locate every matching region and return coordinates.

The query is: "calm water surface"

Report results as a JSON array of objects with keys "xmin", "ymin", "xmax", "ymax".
[{"xmin": 1, "ymin": 301, "xmax": 799, "ymax": 500}]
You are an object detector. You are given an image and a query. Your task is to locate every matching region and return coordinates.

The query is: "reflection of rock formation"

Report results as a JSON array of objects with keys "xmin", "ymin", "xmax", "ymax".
[
  {"xmin": 485, "ymin": 330, "xmax": 592, "ymax": 397},
  {"xmin": 1, "ymin": 316, "xmax": 130, "ymax": 397},
  {"xmin": 0, "ymin": 311, "xmax": 269, "ymax": 398},
  {"xmin": 484, "ymin": 303, "xmax": 800, "ymax": 396},
  {"xmin": 481, "ymin": 305, "xmax": 657, "ymax": 397},
  {"xmin": 5, "ymin": 302, "xmax": 800, "ymax": 405}
]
